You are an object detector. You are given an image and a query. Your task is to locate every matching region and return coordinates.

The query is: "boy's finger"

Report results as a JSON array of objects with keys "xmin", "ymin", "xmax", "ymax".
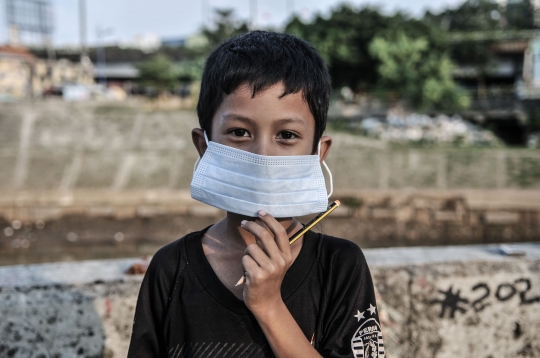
[
  {"xmin": 241, "ymin": 254, "xmax": 260, "ymax": 283},
  {"xmin": 241, "ymin": 220, "xmax": 282, "ymax": 259},
  {"xmin": 244, "ymin": 243, "xmax": 272, "ymax": 268},
  {"xmin": 256, "ymin": 211, "xmax": 290, "ymax": 255},
  {"xmin": 253, "ymin": 218, "xmax": 271, "ymax": 235}
]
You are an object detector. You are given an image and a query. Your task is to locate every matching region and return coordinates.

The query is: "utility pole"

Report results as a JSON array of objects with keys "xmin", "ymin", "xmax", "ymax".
[
  {"xmin": 250, "ymin": 0, "xmax": 257, "ymax": 29},
  {"xmin": 201, "ymin": 0, "xmax": 208, "ymax": 28},
  {"xmin": 96, "ymin": 26, "xmax": 113, "ymax": 87},
  {"xmin": 79, "ymin": 0, "xmax": 88, "ymax": 62}
]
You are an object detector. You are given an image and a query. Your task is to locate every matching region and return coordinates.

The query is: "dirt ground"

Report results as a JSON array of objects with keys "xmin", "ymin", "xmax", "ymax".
[{"xmin": 2, "ymin": 206, "xmax": 539, "ymax": 266}]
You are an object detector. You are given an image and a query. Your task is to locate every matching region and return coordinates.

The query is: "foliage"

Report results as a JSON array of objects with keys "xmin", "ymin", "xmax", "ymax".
[
  {"xmin": 423, "ymin": 0, "xmax": 535, "ymax": 79},
  {"xmin": 175, "ymin": 58, "xmax": 205, "ymax": 83},
  {"xmin": 201, "ymin": 9, "xmax": 249, "ymax": 50},
  {"xmin": 505, "ymin": 0, "xmax": 536, "ymax": 30},
  {"xmin": 285, "ymin": 4, "xmax": 467, "ymax": 110},
  {"xmin": 285, "ymin": 5, "xmax": 390, "ymax": 91},
  {"xmin": 136, "ymin": 54, "xmax": 179, "ymax": 92},
  {"xmin": 423, "ymin": 0, "xmax": 501, "ymax": 32},
  {"xmin": 369, "ymin": 34, "xmax": 469, "ymax": 110},
  {"xmin": 285, "ymin": 5, "xmax": 455, "ymax": 94},
  {"xmin": 423, "ymin": 0, "xmax": 501, "ymax": 80}
]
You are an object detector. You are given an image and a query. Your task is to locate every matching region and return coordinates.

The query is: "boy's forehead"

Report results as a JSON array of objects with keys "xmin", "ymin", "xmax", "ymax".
[
  {"xmin": 214, "ymin": 83, "xmax": 315, "ymax": 128},
  {"xmin": 232, "ymin": 82, "xmax": 297, "ymax": 100}
]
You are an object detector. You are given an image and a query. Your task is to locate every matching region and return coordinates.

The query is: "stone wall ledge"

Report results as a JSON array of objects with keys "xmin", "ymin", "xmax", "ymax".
[
  {"xmin": 2, "ymin": 242, "xmax": 538, "ymax": 288},
  {"xmin": 1, "ymin": 189, "xmax": 540, "ymax": 222},
  {"xmin": 1, "ymin": 242, "xmax": 540, "ymax": 357}
]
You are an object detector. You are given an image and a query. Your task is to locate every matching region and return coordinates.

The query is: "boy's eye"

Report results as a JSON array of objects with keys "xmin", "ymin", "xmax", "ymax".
[
  {"xmin": 232, "ymin": 129, "xmax": 249, "ymax": 137},
  {"xmin": 277, "ymin": 131, "xmax": 296, "ymax": 140}
]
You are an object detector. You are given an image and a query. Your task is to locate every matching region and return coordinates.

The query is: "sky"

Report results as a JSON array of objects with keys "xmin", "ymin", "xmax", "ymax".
[{"xmin": 0, "ymin": 0, "xmax": 466, "ymax": 47}]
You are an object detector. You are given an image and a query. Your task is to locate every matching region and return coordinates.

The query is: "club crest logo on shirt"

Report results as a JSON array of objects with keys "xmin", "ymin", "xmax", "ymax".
[{"xmin": 351, "ymin": 306, "xmax": 385, "ymax": 358}]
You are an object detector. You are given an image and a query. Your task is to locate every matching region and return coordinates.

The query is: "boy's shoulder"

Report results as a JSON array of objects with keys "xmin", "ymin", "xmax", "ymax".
[
  {"xmin": 314, "ymin": 231, "xmax": 368, "ymax": 271},
  {"xmin": 146, "ymin": 229, "xmax": 206, "ymax": 277}
]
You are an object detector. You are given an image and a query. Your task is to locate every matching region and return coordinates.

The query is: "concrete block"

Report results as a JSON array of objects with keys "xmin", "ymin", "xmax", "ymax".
[
  {"xmin": 484, "ymin": 211, "xmax": 520, "ymax": 225},
  {"xmin": 60, "ymin": 206, "xmax": 87, "ymax": 217},
  {"xmin": 366, "ymin": 243, "xmax": 540, "ymax": 357},
  {"xmin": 87, "ymin": 206, "xmax": 115, "ymax": 217},
  {"xmin": 371, "ymin": 208, "xmax": 396, "ymax": 220},
  {"xmin": 12, "ymin": 207, "xmax": 30, "ymax": 222},
  {"xmin": 356, "ymin": 206, "xmax": 369, "ymax": 219},
  {"xmin": 415, "ymin": 209, "xmax": 432, "ymax": 224},
  {"xmin": 329, "ymin": 205, "xmax": 351, "ymax": 217},
  {"xmin": 136, "ymin": 206, "xmax": 166, "ymax": 218},
  {"xmin": 396, "ymin": 205, "xmax": 414, "ymax": 222},
  {"xmin": 162, "ymin": 205, "xmax": 189, "ymax": 216},
  {"xmin": 28, "ymin": 207, "xmax": 63, "ymax": 220},
  {"xmin": 1, "ymin": 244, "xmax": 540, "ymax": 357},
  {"xmin": 469, "ymin": 211, "xmax": 481, "ymax": 225},
  {"xmin": 188, "ymin": 205, "xmax": 222, "ymax": 217},
  {"xmin": 0, "ymin": 207, "xmax": 15, "ymax": 221},
  {"xmin": 435, "ymin": 210, "xmax": 461, "ymax": 222},
  {"xmin": 114, "ymin": 206, "xmax": 137, "ymax": 220},
  {"xmin": 0, "ymin": 286, "xmax": 106, "ymax": 357}
]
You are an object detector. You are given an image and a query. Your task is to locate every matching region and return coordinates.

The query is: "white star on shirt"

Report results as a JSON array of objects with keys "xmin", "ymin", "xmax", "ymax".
[
  {"xmin": 368, "ymin": 303, "xmax": 377, "ymax": 315},
  {"xmin": 354, "ymin": 310, "xmax": 365, "ymax": 321}
]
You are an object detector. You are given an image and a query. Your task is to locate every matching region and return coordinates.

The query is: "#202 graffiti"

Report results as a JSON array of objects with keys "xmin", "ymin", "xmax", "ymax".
[{"xmin": 431, "ymin": 277, "xmax": 540, "ymax": 319}]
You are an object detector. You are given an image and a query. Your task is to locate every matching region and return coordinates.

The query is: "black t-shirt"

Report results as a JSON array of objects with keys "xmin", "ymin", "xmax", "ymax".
[{"xmin": 128, "ymin": 228, "xmax": 385, "ymax": 358}]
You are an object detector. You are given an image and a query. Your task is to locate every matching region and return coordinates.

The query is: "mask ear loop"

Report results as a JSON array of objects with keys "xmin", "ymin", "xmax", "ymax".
[
  {"xmin": 194, "ymin": 131, "xmax": 210, "ymax": 171},
  {"xmin": 318, "ymin": 141, "xmax": 334, "ymax": 198}
]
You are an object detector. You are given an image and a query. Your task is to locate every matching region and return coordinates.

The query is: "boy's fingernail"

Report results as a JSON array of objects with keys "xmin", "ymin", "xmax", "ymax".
[
  {"xmin": 258, "ymin": 210, "xmax": 267, "ymax": 217},
  {"xmin": 241, "ymin": 220, "xmax": 247, "ymax": 226}
]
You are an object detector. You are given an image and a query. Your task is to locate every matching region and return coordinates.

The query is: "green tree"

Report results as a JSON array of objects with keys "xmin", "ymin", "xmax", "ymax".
[
  {"xmin": 137, "ymin": 54, "xmax": 178, "ymax": 94},
  {"xmin": 176, "ymin": 58, "xmax": 205, "ymax": 83},
  {"xmin": 423, "ymin": 0, "xmax": 503, "ymax": 98},
  {"xmin": 202, "ymin": 9, "xmax": 249, "ymax": 49},
  {"xmin": 285, "ymin": 5, "xmax": 445, "ymax": 93},
  {"xmin": 506, "ymin": 0, "xmax": 535, "ymax": 29},
  {"xmin": 286, "ymin": 5, "xmax": 390, "ymax": 91},
  {"xmin": 424, "ymin": 0, "xmax": 501, "ymax": 32},
  {"xmin": 369, "ymin": 34, "xmax": 469, "ymax": 110}
]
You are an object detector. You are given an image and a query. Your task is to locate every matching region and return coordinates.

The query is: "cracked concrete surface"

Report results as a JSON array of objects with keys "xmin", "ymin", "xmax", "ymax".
[{"xmin": 0, "ymin": 244, "xmax": 539, "ymax": 357}]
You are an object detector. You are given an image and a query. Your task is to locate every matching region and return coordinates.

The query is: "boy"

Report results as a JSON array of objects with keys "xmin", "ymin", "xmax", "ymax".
[{"xmin": 128, "ymin": 31, "xmax": 384, "ymax": 358}]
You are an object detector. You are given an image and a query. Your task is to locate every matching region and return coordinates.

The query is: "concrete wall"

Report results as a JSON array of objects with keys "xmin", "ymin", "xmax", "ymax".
[
  {"xmin": 1, "ymin": 243, "xmax": 539, "ymax": 357},
  {"xmin": 366, "ymin": 244, "xmax": 540, "ymax": 357},
  {"xmin": 0, "ymin": 259, "xmax": 141, "ymax": 358},
  {"xmin": 1, "ymin": 102, "xmax": 540, "ymax": 192}
]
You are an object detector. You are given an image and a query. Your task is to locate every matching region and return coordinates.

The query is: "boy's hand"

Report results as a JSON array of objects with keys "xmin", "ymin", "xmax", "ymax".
[{"xmin": 240, "ymin": 211, "xmax": 293, "ymax": 315}]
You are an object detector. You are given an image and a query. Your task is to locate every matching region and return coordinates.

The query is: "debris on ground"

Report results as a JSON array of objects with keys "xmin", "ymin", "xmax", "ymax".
[{"xmin": 351, "ymin": 114, "xmax": 500, "ymax": 146}]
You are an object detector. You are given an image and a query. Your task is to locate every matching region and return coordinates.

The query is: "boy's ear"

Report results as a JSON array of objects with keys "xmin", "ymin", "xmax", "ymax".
[
  {"xmin": 318, "ymin": 135, "xmax": 332, "ymax": 163},
  {"xmin": 192, "ymin": 128, "xmax": 208, "ymax": 158}
]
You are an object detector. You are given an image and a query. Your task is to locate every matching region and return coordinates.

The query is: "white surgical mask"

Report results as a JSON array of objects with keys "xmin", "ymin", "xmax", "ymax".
[{"xmin": 191, "ymin": 132, "xmax": 333, "ymax": 218}]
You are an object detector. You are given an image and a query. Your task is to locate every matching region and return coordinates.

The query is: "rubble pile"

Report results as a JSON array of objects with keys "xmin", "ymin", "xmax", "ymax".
[{"xmin": 357, "ymin": 114, "xmax": 499, "ymax": 145}]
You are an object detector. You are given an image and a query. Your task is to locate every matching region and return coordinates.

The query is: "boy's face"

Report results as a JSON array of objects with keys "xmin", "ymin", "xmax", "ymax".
[{"xmin": 193, "ymin": 82, "xmax": 331, "ymax": 159}]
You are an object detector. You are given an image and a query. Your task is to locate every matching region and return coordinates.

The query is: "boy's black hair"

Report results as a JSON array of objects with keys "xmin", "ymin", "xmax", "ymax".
[{"xmin": 197, "ymin": 31, "xmax": 331, "ymax": 152}]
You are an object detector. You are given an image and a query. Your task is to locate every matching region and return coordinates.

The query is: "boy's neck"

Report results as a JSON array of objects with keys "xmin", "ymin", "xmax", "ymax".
[{"xmin": 214, "ymin": 212, "xmax": 302, "ymax": 249}]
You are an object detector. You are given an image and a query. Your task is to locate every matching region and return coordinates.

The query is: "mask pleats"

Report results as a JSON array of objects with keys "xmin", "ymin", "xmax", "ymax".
[
  {"xmin": 203, "ymin": 165, "xmax": 321, "ymax": 193},
  {"xmin": 191, "ymin": 140, "xmax": 331, "ymax": 217}
]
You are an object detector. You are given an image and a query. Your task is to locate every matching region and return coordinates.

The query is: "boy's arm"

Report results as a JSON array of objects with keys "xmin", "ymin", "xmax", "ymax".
[
  {"xmin": 253, "ymin": 300, "xmax": 322, "ymax": 357},
  {"xmin": 242, "ymin": 213, "xmax": 385, "ymax": 358},
  {"xmin": 128, "ymin": 240, "xmax": 182, "ymax": 357},
  {"xmin": 316, "ymin": 239, "xmax": 384, "ymax": 358},
  {"xmin": 241, "ymin": 212, "xmax": 322, "ymax": 358}
]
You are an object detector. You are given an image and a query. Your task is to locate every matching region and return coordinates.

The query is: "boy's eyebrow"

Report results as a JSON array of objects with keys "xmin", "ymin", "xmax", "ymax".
[{"xmin": 222, "ymin": 114, "xmax": 306, "ymax": 126}]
